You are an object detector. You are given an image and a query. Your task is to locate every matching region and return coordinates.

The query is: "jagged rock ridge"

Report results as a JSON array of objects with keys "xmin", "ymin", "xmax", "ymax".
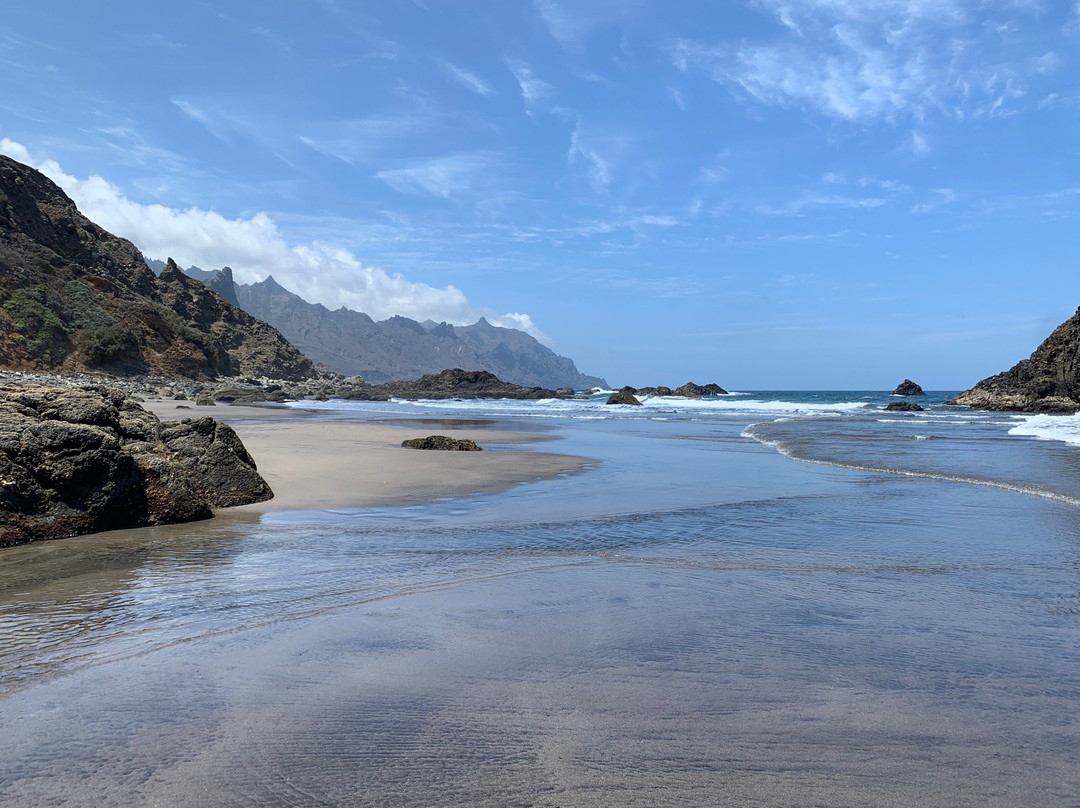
[
  {"xmin": 165, "ymin": 265, "xmax": 607, "ymax": 390},
  {"xmin": 948, "ymin": 307, "xmax": 1080, "ymax": 413},
  {"xmin": 0, "ymin": 156, "xmax": 316, "ymax": 381}
]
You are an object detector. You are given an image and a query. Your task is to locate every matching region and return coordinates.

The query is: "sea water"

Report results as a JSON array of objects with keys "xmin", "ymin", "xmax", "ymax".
[{"xmin": 1, "ymin": 391, "xmax": 1078, "ymax": 806}]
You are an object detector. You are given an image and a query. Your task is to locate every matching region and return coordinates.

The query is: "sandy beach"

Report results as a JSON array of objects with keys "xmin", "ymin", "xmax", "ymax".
[{"xmin": 142, "ymin": 399, "xmax": 592, "ymax": 513}]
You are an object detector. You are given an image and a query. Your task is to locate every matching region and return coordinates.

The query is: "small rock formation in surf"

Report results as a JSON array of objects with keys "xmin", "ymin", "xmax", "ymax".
[
  {"xmin": 948, "ymin": 306, "xmax": 1080, "ymax": 413},
  {"xmin": 892, "ymin": 379, "xmax": 926, "ymax": 396},
  {"xmin": 885, "ymin": 401, "xmax": 924, "ymax": 412},
  {"xmin": 400, "ymin": 435, "xmax": 482, "ymax": 451},
  {"xmin": 344, "ymin": 368, "xmax": 559, "ymax": 401},
  {"xmin": 606, "ymin": 388, "xmax": 643, "ymax": 406},
  {"xmin": 0, "ymin": 384, "xmax": 272, "ymax": 546}
]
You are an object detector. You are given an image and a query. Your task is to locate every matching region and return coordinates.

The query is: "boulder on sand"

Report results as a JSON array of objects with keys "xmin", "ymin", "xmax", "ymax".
[{"xmin": 400, "ymin": 435, "xmax": 482, "ymax": 451}]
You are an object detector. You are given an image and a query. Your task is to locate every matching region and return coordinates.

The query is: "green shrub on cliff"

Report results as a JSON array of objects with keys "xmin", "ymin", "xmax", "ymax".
[{"xmin": 1, "ymin": 286, "xmax": 71, "ymax": 364}]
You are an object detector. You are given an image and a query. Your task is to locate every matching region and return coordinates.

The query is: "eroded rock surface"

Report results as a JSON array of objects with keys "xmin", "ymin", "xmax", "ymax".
[
  {"xmin": 0, "ymin": 384, "xmax": 272, "ymax": 546},
  {"xmin": 949, "ymin": 306, "xmax": 1080, "ymax": 413},
  {"xmin": 400, "ymin": 435, "xmax": 482, "ymax": 451}
]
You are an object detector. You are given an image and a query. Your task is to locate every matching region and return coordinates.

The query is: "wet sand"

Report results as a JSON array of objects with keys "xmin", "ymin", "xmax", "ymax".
[{"xmin": 142, "ymin": 400, "xmax": 592, "ymax": 512}]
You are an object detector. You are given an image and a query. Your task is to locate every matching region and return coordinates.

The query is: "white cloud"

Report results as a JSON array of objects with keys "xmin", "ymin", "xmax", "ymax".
[
  {"xmin": 672, "ymin": 0, "xmax": 1050, "ymax": 123},
  {"xmin": 533, "ymin": 0, "xmax": 644, "ymax": 48},
  {"xmin": 757, "ymin": 192, "xmax": 887, "ymax": 215},
  {"xmin": 375, "ymin": 152, "xmax": 494, "ymax": 198},
  {"xmin": 0, "ymin": 139, "xmax": 546, "ymax": 339},
  {"xmin": 911, "ymin": 187, "xmax": 958, "ymax": 214},
  {"xmin": 437, "ymin": 59, "xmax": 495, "ymax": 96},
  {"xmin": 822, "ymin": 171, "xmax": 846, "ymax": 184},
  {"xmin": 506, "ymin": 59, "xmax": 555, "ymax": 112}
]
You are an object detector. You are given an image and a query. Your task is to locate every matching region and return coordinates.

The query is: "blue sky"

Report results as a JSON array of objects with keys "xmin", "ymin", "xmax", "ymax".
[{"xmin": 2, "ymin": 0, "xmax": 1079, "ymax": 388}]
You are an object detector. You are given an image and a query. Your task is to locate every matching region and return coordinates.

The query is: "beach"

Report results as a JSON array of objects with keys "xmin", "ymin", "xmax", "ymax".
[
  {"xmin": 142, "ymin": 399, "xmax": 592, "ymax": 512},
  {"xmin": 2, "ymin": 392, "xmax": 1080, "ymax": 806}
]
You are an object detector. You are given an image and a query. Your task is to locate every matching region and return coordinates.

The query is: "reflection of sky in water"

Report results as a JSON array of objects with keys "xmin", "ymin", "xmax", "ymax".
[{"xmin": 2, "ymin": 400, "xmax": 1080, "ymax": 805}]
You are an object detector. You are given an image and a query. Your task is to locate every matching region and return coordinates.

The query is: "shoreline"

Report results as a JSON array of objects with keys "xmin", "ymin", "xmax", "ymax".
[{"xmin": 142, "ymin": 399, "xmax": 594, "ymax": 515}]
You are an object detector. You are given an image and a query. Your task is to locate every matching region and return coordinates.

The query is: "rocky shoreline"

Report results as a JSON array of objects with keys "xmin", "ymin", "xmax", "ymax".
[
  {"xmin": 948, "ymin": 306, "xmax": 1080, "ymax": 413},
  {"xmin": 0, "ymin": 383, "xmax": 272, "ymax": 547}
]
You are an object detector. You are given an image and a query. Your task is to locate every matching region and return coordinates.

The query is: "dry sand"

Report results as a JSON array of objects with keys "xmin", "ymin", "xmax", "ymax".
[{"xmin": 143, "ymin": 399, "xmax": 592, "ymax": 512}]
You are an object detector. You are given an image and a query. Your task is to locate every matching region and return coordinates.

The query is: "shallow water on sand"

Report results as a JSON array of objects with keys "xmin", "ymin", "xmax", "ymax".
[{"xmin": 2, "ymin": 395, "xmax": 1080, "ymax": 806}]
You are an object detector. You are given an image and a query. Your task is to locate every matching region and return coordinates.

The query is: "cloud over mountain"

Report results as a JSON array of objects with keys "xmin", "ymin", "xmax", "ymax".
[{"xmin": 0, "ymin": 139, "xmax": 545, "ymax": 340}]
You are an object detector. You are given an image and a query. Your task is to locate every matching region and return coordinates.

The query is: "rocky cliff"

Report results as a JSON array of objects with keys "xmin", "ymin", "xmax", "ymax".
[
  {"xmin": 170, "ymin": 269, "xmax": 606, "ymax": 389},
  {"xmin": 0, "ymin": 384, "xmax": 272, "ymax": 546},
  {"xmin": 0, "ymin": 156, "xmax": 316, "ymax": 381},
  {"xmin": 948, "ymin": 308, "xmax": 1080, "ymax": 413}
]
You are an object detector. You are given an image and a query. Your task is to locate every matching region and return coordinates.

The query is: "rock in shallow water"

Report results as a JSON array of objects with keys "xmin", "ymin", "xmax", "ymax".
[
  {"xmin": 0, "ymin": 384, "xmax": 272, "ymax": 546},
  {"xmin": 885, "ymin": 401, "xmax": 925, "ymax": 412},
  {"xmin": 400, "ymin": 435, "xmax": 482, "ymax": 451}
]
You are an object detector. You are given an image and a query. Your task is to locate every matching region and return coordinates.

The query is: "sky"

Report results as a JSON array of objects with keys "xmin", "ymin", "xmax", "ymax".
[{"xmin": 1, "ymin": 0, "xmax": 1079, "ymax": 389}]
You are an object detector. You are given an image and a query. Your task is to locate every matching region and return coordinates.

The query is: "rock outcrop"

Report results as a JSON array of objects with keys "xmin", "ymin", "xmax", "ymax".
[
  {"xmin": 884, "ymin": 401, "xmax": 924, "ymax": 412},
  {"xmin": 0, "ymin": 155, "xmax": 316, "ymax": 381},
  {"xmin": 606, "ymin": 389, "xmax": 643, "ymax": 406},
  {"xmin": 673, "ymin": 382, "xmax": 728, "ymax": 398},
  {"xmin": 400, "ymin": 435, "xmax": 482, "ymax": 451},
  {"xmin": 892, "ymin": 379, "xmax": 926, "ymax": 396},
  {"xmin": 948, "ymin": 307, "xmax": 1080, "ymax": 413},
  {"xmin": 0, "ymin": 384, "xmax": 272, "ymax": 546},
  {"xmin": 343, "ymin": 368, "xmax": 559, "ymax": 401}
]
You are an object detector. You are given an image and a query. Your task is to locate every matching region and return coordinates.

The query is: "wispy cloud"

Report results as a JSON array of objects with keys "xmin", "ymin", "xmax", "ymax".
[
  {"xmin": 375, "ymin": 151, "xmax": 495, "ymax": 198},
  {"xmin": 911, "ymin": 187, "xmax": 958, "ymax": 214},
  {"xmin": 567, "ymin": 124, "xmax": 641, "ymax": 192},
  {"xmin": 0, "ymin": 139, "xmax": 543, "ymax": 337},
  {"xmin": 534, "ymin": 0, "xmax": 644, "ymax": 48},
  {"xmin": 506, "ymin": 59, "xmax": 554, "ymax": 112},
  {"xmin": 437, "ymin": 59, "xmax": 495, "ymax": 96},
  {"xmin": 757, "ymin": 192, "xmax": 887, "ymax": 216},
  {"xmin": 672, "ymin": 0, "xmax": 1051, "ymax": 124}
]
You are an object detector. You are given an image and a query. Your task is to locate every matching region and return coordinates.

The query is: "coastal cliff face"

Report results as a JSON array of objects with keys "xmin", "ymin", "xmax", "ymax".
[
  {"xmin": 0, "ymin": 384, "xmax": 272, "ymax": 546},
  {"xmin": 0, "ymin": 156, "xmax": 316, "ymax": 381},
  {"xmin": 949, "ymin": 307, "xmax": 1080, "ymax": 413}
]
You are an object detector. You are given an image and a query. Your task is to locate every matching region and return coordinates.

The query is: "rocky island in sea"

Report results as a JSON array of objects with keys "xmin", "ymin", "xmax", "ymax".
[{"xmin": 948, "ymin": 306, "xmax": 1080, "ymax": 413}]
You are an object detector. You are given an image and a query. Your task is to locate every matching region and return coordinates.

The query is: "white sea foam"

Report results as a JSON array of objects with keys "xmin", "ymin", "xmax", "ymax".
[
  {"xmin": 740, "ymin": 424, "xmax": 1080, "ymax": 508},
  {"xmin": 1008, "ymin": 413, "xmax": 1080, "ymax": 447}
]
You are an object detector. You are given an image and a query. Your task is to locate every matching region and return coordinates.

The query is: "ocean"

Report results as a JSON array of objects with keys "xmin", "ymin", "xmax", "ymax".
[{"xmin": 1, "ymin": 390, "xmax": 1079, "ymax": 806}]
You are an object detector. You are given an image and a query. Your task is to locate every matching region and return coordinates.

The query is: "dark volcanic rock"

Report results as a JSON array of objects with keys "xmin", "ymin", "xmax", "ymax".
[
  {"xmin": 0, "ymin": 155, "xmax": 316, "ymax": 381},
  {"xmin": 892, "ymin": 379, "xmax": 926, "ymax": 396},
  {"xmin": 884, "ymin": 401, "xmax": 925, "ymax": 412},
  {"xmin": 634, "ymin": 386, "xmax": 674, "ymax": 397},
  {"xmin": 344, "ymin": 368, "xmax": 558, "ymax": 401},
  {"xmin": 606, "ymin": 389, "xmax": 642, "ymax": 406},
  {"xmin": 948, "ymin": 306, "xmax": 1080, "ymax": 413},
  {"xmin": 673, "ymin": 382, "xmax": 728, "ymax": 398},
  {"xmin": 0, "ymin": 384, "xmax": 272, "ymax": 546},
  {"xmin": 400, "ymin": 435, "xmax": 482, "ymax": 451}
]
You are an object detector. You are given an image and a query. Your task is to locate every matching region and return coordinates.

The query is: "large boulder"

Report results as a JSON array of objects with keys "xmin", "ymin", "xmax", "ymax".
[
  {"xmin": 892, "ymin": 379, "xmax": 926, "ymax": 396},
  {"xmin": 0, "ymin": 384, "xmax": 272, "ymax": 546}
]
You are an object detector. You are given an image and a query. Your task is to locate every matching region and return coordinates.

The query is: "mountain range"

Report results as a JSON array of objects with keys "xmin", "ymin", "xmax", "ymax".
[{"xmin": 146, "ymin": 262, "xmax": 607, "ymax": 389}]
